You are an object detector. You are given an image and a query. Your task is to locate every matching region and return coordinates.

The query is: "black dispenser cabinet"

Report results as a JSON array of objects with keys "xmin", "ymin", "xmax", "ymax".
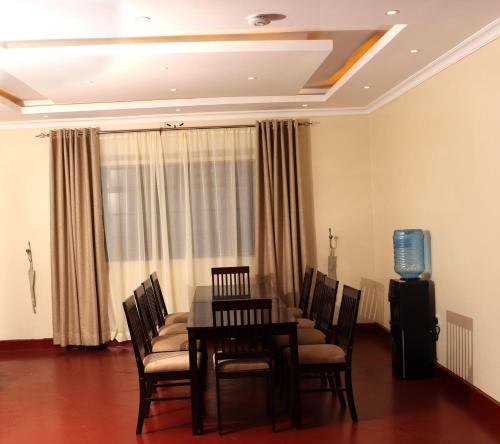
[{"xmin": 389, "ymin": 279, "xmax": 438, "ymax": 379}]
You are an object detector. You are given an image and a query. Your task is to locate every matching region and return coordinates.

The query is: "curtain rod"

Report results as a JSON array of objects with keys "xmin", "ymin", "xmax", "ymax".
[{"xmin": 34, "ymin": 121, "xmax": 312, "ymax": 138}]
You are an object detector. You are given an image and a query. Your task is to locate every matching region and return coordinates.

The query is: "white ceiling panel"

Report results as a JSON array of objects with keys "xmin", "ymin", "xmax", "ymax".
[{"xmin": 0, "ymin": 40, "xmax": 331, "ymax": 103}]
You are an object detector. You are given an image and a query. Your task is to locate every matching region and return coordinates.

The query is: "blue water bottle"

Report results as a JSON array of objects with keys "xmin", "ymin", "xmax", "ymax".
[{"xmin": 393, "ymin": 229, "xmax": 425, "ymax": 280}]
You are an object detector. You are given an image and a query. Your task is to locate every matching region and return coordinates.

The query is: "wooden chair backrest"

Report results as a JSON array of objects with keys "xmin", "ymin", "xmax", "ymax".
[
  {"xmin": 134, "ymin": 284, "xmax": 158, "ymax": 338},
  {"xmin": 334, "ymin": 285, "xmax": 362, "ymax": 362},
  {"xmin": 212, "ymin": 298, "xmax": 272, "ymax": 360},
  {"xmin": 143, "ymin": 278, "xmax": 165, "ymax": 328},
  {"xmin": 309, "ymin": 271, "xmax": 327, "ymax": 320},
  {"xmin": 298, "ymin": 265, "xmax": 314, "ymax": 314},
  {"xmin": 315, "ymin": 276, "xmax": 339, "ymax": 340},
  {"xmin": 123, "ymin": 295, "xmax": 148, "ymax": 371},
  {"xmin": 211, "ymin": 266, "xmax": 251, "ymax": 299},
  {"xmin": 150, "ymin": 271, "xmax": 168, "ymax": 317}
]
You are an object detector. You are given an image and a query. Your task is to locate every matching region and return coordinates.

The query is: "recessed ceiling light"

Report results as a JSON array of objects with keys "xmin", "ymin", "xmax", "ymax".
[
  {"xmin": 170, "ymin": 88, "xmax": 177, "ymax": 92},
  {"xmin": 385, "ymin": 9, "xmax": 400, "ymax": 16},
  {"xmin": 247, "ymin": 76, "xmax": 257, "ymax": 80},
  {"xmin": 363, "ymin": 85, "xmax": 371, "ymax": 89},
  {"xmin": 410, "ymin": 49, "xmax": 421, "ymax": 54},
  {"xmin": 136, "ymin": 16, "xmax": 151, "ymax": 22},
  {"xmin": 159, "ymin": 66, "xmax": 168, "ymax": 71},
  {"xmin": 302, "ymin": 104, "xmax": 308, "ymax": 107},
  {"xmin": 43, "ymin": 115, "xmax": 49, "ymax": 118},
  {"xmin": 175, "ymin": 108, "xmax": 181, "ymax": 112},
  {"xmin": 83, "ymin": 80, "xmax": 94, "ymax": 84}
]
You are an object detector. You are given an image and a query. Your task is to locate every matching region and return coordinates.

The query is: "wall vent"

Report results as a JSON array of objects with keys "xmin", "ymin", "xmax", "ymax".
[{"xmin": 446, "ymin": 310, "xmax": 473, "ymax": 383}]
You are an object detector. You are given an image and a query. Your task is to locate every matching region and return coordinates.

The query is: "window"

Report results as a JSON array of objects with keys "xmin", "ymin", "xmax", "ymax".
[{"xmin": 101, "ymin": 159, "xmax": 255, "ymax": 261}]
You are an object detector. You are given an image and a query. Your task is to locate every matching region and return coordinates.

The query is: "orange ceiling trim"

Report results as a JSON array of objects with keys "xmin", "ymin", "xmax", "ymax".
[
  {"xmin": 0, "ymin": 88, "xmax": 23, "ymax": 106},
  {"xmin": 311, "ymin": 30, "xmax": 386, "ymax": 88}
]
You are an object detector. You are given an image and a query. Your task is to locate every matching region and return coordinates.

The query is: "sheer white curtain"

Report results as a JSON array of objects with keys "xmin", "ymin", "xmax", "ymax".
[{"xmin": 100, "ymin": 127, "xmax": 257, "ymax": 341}]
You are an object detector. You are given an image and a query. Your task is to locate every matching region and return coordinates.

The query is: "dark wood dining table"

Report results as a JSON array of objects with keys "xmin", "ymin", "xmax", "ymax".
[{"xmin": 187, "ymin": 282, "xmax": 301, "ymax": 435}]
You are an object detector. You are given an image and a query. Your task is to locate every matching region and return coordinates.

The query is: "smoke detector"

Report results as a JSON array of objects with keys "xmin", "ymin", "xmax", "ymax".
[
  {"xmin": 248, "ymin": 15, "xmax": 271, "ymax": 26},
  {"xmin": 247, "ymin": 13, "xmax": 286, "ymax": 27}
]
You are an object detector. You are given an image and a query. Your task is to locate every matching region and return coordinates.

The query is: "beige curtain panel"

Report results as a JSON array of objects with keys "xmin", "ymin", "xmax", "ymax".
[
  {"xmin": 50, "ymin": 128, "xmax": 111, "ymax": 346},
  {"xmin": 255, "ymin": 120, "xmax": 307, "ymax": 307}
]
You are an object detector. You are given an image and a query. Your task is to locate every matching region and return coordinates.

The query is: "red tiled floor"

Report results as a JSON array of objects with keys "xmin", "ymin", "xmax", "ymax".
[{"xmin": 1, "ymin": 327, "xmax": 499, "ymax": 444}]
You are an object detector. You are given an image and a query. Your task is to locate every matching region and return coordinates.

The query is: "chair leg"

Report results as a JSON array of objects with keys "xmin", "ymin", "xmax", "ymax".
[
  {"xmin": 320, "ymin": 371, "xmax": 328, "ymax": 387},
  {"xmin": 334, "ymin": 370, "xmax": 346, "ymax": 407},
  {"xmin": 345, "ymin": 368, "xmax": 358, "ymax": 421},
  {"xmin": 284, "ymin": 362, "xmax": 290, "ymax": 407},
  {"xmin": 326, "ymin": 371, "xmax": 337, "ymax": 399},
  {"xmin": 267, "ymin": 374, "xmax": 276, "ymax": 432},
  {"xmin": 215, "ymin": 375, "xmax": 223, "ymax": 434},
  {"xmin": 145, "ymin": 381, "xmax": 154, "ymax": 416},
  {"xmin": 136, "ymin": 380, "xmax": 148, "ymax": 434},
  {"xmin": 278, "ymin": 349, "xmax": 286, "ymax": 400}
]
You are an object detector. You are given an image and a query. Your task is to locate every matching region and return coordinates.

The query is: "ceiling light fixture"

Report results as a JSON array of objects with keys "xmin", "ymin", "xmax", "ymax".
[
  {"xmin": 175, "ymin": 109, "xmax": 181, "ymax": 112},
  {"xmin": 363, "ymin": 85, "xmax": 371, "ymax": 89},
  {"xmin": 409, "ymin": 49, "xmax": 421, "ymax": 54},
  {"xmin": 385, "ymin": 10, "xmax": 400, "ymax": 16},
  {"xmin": 43, "ymin": 115, "xmax": 49, "ymax": 118},
  {"xmin": 136, "ymin": 16, "xmax": 151, "ymax": 22},
  {"xmin": 170, "ymin": 88, "xmax": 177, "ymax": 92},
  {"xmin": 247, "ymin": 76, "xmax": 257, "ymax": 80},
  {"xmin": 302, "ymin": 104, "xmax": 308, "ymax": 107}
]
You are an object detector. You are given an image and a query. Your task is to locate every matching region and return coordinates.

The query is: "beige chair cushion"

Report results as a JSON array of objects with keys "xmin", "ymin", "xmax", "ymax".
[
  {"xmin": 165, "ymin": 312, "xmax": 189, "ymax": 325},
  {"xmin": 143, "ymin": 350, "xmax": 200, "ymax": 373},
  {"xmin": 288, "ymin": 307, "xmax": 303, "ymax": 319},
  {"xmin": 274, "ymin": 328, "xmax": 326, "ymax": 347},
  {"xmin": 158, "ymin": 322, "xmax": 188, "ymax": 336},
  {"xmin": 285, "ymin": 344, "xmax": 346, "ymax": 365},
  {"xmin": 151, "ymin": 333, "xmax": 189, "ymax": 352},
  {"xmin": 297, "ymin": 318, "xmax": 315, "ymax": 329},
  {"xmin": 214, "ymin": 356, "xmax": 270, "ymax": 373}
]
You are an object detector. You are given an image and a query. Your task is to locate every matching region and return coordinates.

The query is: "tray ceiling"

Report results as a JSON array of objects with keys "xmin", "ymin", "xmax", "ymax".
[{"xmin": 0, "ymin": 0, "xmax": 499, "ymax": 122}]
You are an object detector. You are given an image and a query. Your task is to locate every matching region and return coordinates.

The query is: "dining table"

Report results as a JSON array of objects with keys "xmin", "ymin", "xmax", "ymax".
[{"xmin": 186, "ymin": 281, "xmax": 301, "ymax": 435}]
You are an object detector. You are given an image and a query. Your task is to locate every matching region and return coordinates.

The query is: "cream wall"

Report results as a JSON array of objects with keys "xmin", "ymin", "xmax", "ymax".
[
  {"xmin": 0, "ymin": 117, "xmax": 374, "ymax": 340},
  {"xmin": 302, "ymin": 116, "xmax": 374, "ymax": 287},
  {"xmin": 369, "ymin": 37, "xmax": 500, "ymax": 401},
  {"xmin": 0, "ymin": 129, "xmax": 52, "ymax": 339}
]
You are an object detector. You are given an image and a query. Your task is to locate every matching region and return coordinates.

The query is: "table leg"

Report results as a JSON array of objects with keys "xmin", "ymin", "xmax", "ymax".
[
  {"xmin": 188, "ymin": 330, "xmax": 203, "ymax": 435},
  {"xmin": 289, "ymin": 326, "xmax": 301, "ymax": 428}
]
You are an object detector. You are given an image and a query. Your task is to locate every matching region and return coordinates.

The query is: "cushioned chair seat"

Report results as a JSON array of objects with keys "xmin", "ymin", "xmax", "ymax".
[
  {"xmin": 285, "ymin": 344, "xmax": 346, "ymax": 365},
  {"xmin": 158, "ymin": 322, "xmax": 188, "ymax": 336},
  {"xmin": 164, "ymin": 312, "xmax": 189, "ymax": 325},
  {"xmin": 287, "ymin": 307, "xmax": 303, "ymax": 319},
  {"xmin": 143, "ymin": 350, "xmax": 200, "ymax": 373},
  {"xmin": 215, "ymin": 357, "xmax": 270, "ymax": 373},
  {"xmin": 151, "ymin": 333, "xmax": 189, "ymax": 352},
  {"xmin": 274, "ymin": 328, "xmax": 326, "ymax": 347},
  {"xmin": 297, "ymin": 318, "xmax": 315, "ymax": 329}
]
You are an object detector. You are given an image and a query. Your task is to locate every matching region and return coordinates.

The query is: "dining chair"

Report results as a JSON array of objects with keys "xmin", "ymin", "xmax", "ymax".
[
  {"xmin": 296, "ymin": 271, "xmax": 327, "ymax": 328},
  {"xmin": 135, "ymin": 284, "xmax": 187, "ymax": 338},
  {"xmin": 212, "ymin": 298, "xmax": 275, "ymax": 433},
  {"xmin": 288, "ymin": 265, "xmax": 314, "ymax": 319},
  {"xmin": 275, "ymin": 277, "xmax": 338, "ymax": 398},
  {"xmin": 150, "ymin": 272, "xmax": 189, "ymax": 325},
  {"xmin": 122, "ymin": 295, "xmax": 201, "ymax": 434},
  {"xmin": 134, "ymin": 285, "xmax": 189, "ymax": 353},
  {"xmin": 284, "ymin": 285, "xmax": 362, "ymax": 421},
  {"xmin": 211, "ymin": 266, "xmax": 251, "ymax": 299},
  {"xmin": 275, "ymin": 276, "xmax": 339, "ymax": 348}
]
